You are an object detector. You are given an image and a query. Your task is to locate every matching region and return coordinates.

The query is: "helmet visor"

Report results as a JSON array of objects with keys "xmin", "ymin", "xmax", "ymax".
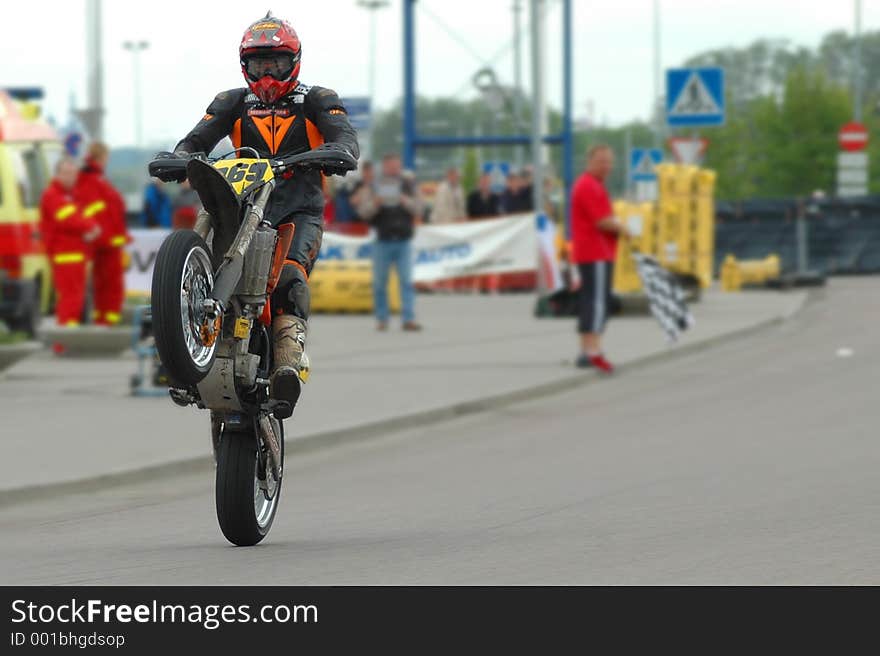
[{"xmin": 243, "ymin": 52, "xmax": 296, "ymax": 81}]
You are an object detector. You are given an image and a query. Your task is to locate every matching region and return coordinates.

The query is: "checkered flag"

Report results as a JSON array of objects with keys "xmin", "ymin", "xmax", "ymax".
[{"xmin": 633, "ymin": 253, "xmax": 694, "ymax": 342}]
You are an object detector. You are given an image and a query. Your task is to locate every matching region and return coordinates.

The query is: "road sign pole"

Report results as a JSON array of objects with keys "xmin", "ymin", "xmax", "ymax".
[
  {"xmin": 653, "ymin": 0, "xmax": 662, "ymax": 148},
  {"xmin": 796, "ymin": 205, "xmax": 809, "ymax": 275},
  {"xmin": 854, "ymin": 0, "xmax": 863, "ymax": 122}
]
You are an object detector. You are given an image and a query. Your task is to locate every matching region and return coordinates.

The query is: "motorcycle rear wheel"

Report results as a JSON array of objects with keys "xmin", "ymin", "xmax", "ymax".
[
  {"xmin": 215, "ymin": 420, "xmax": 284, "ymax": 546},
  {"xmin": 151, "ymin": 230, "xmax": 217, "ymax": 386}
]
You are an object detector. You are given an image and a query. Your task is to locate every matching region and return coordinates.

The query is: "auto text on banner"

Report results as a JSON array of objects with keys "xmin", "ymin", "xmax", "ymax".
[
  {"xmin": 125, "ymin": 228, "xmax": 171, "ymax": 294},
  {"xmin": 320, "ymin": 214, "xmax": 537, "ymax": 283}
]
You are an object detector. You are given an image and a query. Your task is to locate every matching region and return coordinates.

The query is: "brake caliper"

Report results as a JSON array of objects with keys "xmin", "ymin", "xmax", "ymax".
[
  {"xmin": 200, "ymin": 315, "xmax": 222, "ymax": 347},
  {"xmin": 199, "ymin": 299, "xmax": 223, "ymax": 347}
]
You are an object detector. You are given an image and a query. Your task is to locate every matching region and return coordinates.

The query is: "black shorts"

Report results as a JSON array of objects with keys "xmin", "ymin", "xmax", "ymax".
[{"xmin": 577, "ymin": 261, "xmax": 614, "ymax": 334}]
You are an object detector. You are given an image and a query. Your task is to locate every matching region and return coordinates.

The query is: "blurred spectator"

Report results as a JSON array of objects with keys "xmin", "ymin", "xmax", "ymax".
[
  {"xmin": 77, "ymin": 142, "xmax": 130, "ymax": 325},
  {"xmin": 467, "ymin": 172, "xmax": 501, "ymax": 219},
  {"xmin": 323, "ymin": 183, "xmax": 336, "ymax": 228},
  {"xmin": 143, "ymin": 179, "xmax": 172, "ymax": 228},
  {"xmin": 172, "ymin": 180, "xmax": 200, "ymax": 230},
  {"xmin": 352, "ymin": 153, "xmax": 423, "ymax": 332},
  {"xmin": 571, "ymin": 144, "xmax": 630, "ymax": 374},
  {"xmin": 40, "ymin": 157, "xmax": 100, "ymax": 326},
  {"xmin": 519, "ymin": 165, "xmax": 535, "ymax": 211},
  {"xmin": 431, "ymin": 167, "xmax": 465, "ymax": 224},
  {"xmin": 350, "ymin": 161, "xmax": 375, "ymax": 221},
  {"xmin": 499, "ymin": 171, "xmax": 533, "ymax": 214},
  {"xmin": 333, "ymin": 177, "xmax": 356, "ymax": 225}
]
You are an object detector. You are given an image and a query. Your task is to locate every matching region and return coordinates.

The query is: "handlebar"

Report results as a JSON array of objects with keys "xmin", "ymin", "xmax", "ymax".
[
  {"xmin": 271, "ymin": 147, "xmax": 358, "ymax": 175},
  {"xmin": 148, "ymin": 147, "xmax": 358, "ymax": 183}
]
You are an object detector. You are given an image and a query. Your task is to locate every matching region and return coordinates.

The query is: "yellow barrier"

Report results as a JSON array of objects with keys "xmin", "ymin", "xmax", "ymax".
[
  {"xmin": 720, "ymin": 254, "xmax": 781, "ymax": 291},
  {"xmin": 611, "ymin": 163, "xmax": 716, "ymax": 292},
  {"xmin": 309, "ymin": 259, "xmax": 401, "ymax": 314},
  {"xmin": 693, "ymin": 169, "xmax": 716, "ymax": 288},
  {"xmin": 649, "ymin": 163, "xmax": 716, "ymax": 288}
]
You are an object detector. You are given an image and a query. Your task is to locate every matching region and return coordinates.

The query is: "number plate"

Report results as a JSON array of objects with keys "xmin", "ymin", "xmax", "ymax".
[{"xmin": 211, "ymin": 158, "xmax": 274, "ymax": 197}]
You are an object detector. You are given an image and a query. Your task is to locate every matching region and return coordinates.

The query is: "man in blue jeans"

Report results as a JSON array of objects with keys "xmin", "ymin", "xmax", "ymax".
[{"xmin": 352, "ymin": 153, "xmax": 423, "ymax": 331}]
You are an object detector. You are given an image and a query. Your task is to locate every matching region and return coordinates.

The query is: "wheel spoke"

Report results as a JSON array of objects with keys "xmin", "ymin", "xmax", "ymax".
[{"xmin": 178, "ymin": 247, "xmax": 216, "ymax": 368}]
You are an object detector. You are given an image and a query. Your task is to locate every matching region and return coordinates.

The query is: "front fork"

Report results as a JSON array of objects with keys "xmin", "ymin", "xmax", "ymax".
[
  {"xmin": 208, "ymin": 411, "xmax": 281, "ymax": 485},
  {"xmin": 195, "ymin": 182, "xmax": 275, "ymax": 347},
  {"xmin": 207, "ymin": 183, "xmax": 274, "ymax": 314}
]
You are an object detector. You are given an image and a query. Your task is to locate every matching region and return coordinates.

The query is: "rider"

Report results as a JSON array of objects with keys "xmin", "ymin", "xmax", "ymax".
[{"xmin": 172, "ymin": 13, "xmax": 359, "ymax": 416}]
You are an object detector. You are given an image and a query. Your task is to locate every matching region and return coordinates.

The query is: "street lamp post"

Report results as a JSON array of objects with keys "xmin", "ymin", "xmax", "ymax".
[
  {"xmin": 530, "ymin": 0, "xmax": 546, "ymax": 218},
  {"xmin": 357, "ymin": 0, "xmax": 390, "ymax": 160},
  {"xmin": 83, "ymin": 0, "xmax": 105, "ymax": 141},
  {"xmin": 122, "ymin": 40, "xmax": 149, "ymax": 147},
  {"xmin": 653, "ymin": 0, "xmax": 662, "ymax": 148},
  {"xmin": 512, "ymin": 0, "xmax": 525, "ymax": 167},
  {"xmin": 853, "ymin": 0, "xmax": 863, "ymax": 122}
]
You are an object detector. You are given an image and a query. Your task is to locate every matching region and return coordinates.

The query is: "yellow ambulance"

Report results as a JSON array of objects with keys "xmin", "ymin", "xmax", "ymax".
[{"xmin": 0, "ymin": 89, "xmax": 62, "ymax": 335}]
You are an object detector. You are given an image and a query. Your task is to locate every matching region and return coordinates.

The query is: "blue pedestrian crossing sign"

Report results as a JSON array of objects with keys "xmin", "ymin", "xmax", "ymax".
[
  {"xmin": 630, "ymin": 148, "xmax": 663, "ymax": 182},
  {"xmin": 666, "ymin": 67, "xmax": 725, "ymax": 127},
  {"xmin": 483, "ymin": 161, "xmax": 511, "ymax": 192}
]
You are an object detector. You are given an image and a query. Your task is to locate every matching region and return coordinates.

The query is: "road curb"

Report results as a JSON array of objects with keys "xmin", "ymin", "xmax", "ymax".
[
  {"xmin": 0, "ymin": 291, "xmax": 809, "ymax": 508},
  {"xmin": 0, "ymin": 341, "xmax": 42, "ymax": 373}
]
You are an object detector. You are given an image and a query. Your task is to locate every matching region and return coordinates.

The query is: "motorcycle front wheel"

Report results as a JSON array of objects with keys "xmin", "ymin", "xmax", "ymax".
[
  {"xmin": 215, "ymin": 419, "xmax": 284, "ymax": 546},
  {"xmin": 151, "ymin": 230, "xmax": 217, "ymax": 386}
]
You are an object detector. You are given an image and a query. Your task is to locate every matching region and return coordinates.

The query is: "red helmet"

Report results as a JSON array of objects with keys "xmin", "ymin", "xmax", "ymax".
[{"xmin": 239, "ymin": 13, "xmax": 302, "ymax": 105}]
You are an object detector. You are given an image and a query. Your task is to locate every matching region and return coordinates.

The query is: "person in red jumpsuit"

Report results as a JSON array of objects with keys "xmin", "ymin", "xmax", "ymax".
[
  {"xmin": 77, "ymin": 142, "xmax": 130, "ymax": 325},
  {"xmin": 40, "ymin": 158, "xmax": 101, "ymax": 326}
]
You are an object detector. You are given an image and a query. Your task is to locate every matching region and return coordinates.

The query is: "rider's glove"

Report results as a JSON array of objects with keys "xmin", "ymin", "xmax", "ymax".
[
  {"xmin": 149, "ymin": 151, "xmax": 189, "ymax": 183},
  {"xmin": 310, "ymin": 144, "xmax": 357, "ymax": 176}
]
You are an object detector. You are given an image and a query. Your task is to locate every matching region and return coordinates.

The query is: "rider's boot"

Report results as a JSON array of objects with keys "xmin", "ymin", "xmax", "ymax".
[{"xmin": 270, "ymin": 314, "xmax": 306, "ymax": 419}]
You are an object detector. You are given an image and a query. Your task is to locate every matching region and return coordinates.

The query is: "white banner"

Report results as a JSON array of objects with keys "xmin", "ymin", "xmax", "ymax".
[
  {"xmin": 322, "ymin": 214, "xmax": 537, "ymax": 282},
  {"xmin": 125, "ymin": 228, "xmax": 170, "ymax": 294},
  {"xmin": 125, "ymin": 214, "xmax": 538, "ymax": 293}
]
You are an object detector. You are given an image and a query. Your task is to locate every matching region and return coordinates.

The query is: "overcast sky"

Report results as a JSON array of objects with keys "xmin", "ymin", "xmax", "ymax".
[{"xmin": 1, "ymin": 0, "xmax": 877, "ymax": 147}]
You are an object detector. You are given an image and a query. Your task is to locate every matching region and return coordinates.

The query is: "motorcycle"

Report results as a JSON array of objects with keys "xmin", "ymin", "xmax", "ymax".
[{"xmin": 147, "ymin": 146, "xmax": 357, "ymax": 546}]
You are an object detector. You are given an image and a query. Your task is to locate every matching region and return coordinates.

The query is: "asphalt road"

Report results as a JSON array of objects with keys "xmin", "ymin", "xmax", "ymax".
[{"xmin": 1, "ymin": 279, "xmax": 878, "ymax": 584}]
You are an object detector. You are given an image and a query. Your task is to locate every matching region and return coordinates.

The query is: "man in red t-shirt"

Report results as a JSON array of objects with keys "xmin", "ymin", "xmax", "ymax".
[{"xmin": 570, "ymin": 144, "xmax": 630, "ymax": 373}]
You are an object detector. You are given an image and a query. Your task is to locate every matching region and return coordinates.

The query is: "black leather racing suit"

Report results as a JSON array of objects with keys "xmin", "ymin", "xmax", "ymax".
[{"xmin": 174, "ymin": 82, "xmax": 359, "ymax": 320}]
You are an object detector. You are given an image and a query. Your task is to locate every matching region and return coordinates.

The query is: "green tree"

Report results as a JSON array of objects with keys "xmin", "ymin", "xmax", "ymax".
[
  {"xmin": 767, "ymin": 67, "xmax": 851, "ymax": 195},
  {"xmin": 461, "ymin": 147, "xmax": 480, "ymax": 193},
  {"xmin": 704, "ymin": 67, "xmax": 850, "ymax": 198},
  {"xmin": 685, "ymin": 38, "xmax": 813, "ymax": 104}
]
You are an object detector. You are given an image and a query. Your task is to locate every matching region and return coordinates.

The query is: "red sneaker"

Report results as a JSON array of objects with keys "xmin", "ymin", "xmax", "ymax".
[{"xmin": 589, "ymin": 354, "xmax": 615, "ymax": 374}]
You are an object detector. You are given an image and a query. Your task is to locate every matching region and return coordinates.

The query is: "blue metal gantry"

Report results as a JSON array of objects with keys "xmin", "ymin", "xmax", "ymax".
[{"xmin": 401, "ymin": 0, "xmax": 575, "ymax": 233}]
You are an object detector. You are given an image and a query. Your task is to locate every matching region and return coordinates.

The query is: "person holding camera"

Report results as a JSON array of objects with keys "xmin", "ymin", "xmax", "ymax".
[{"xmin": 352, "ymin": 153, "xmax": 423, "ymax": 332}]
